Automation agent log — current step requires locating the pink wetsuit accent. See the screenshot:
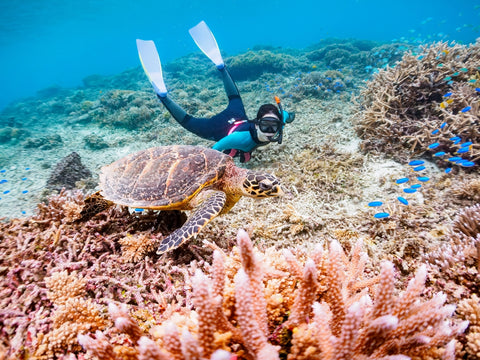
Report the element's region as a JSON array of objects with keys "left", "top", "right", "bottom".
[{"left": 227, "top": 120, "right": 245, "bottom": 136}]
